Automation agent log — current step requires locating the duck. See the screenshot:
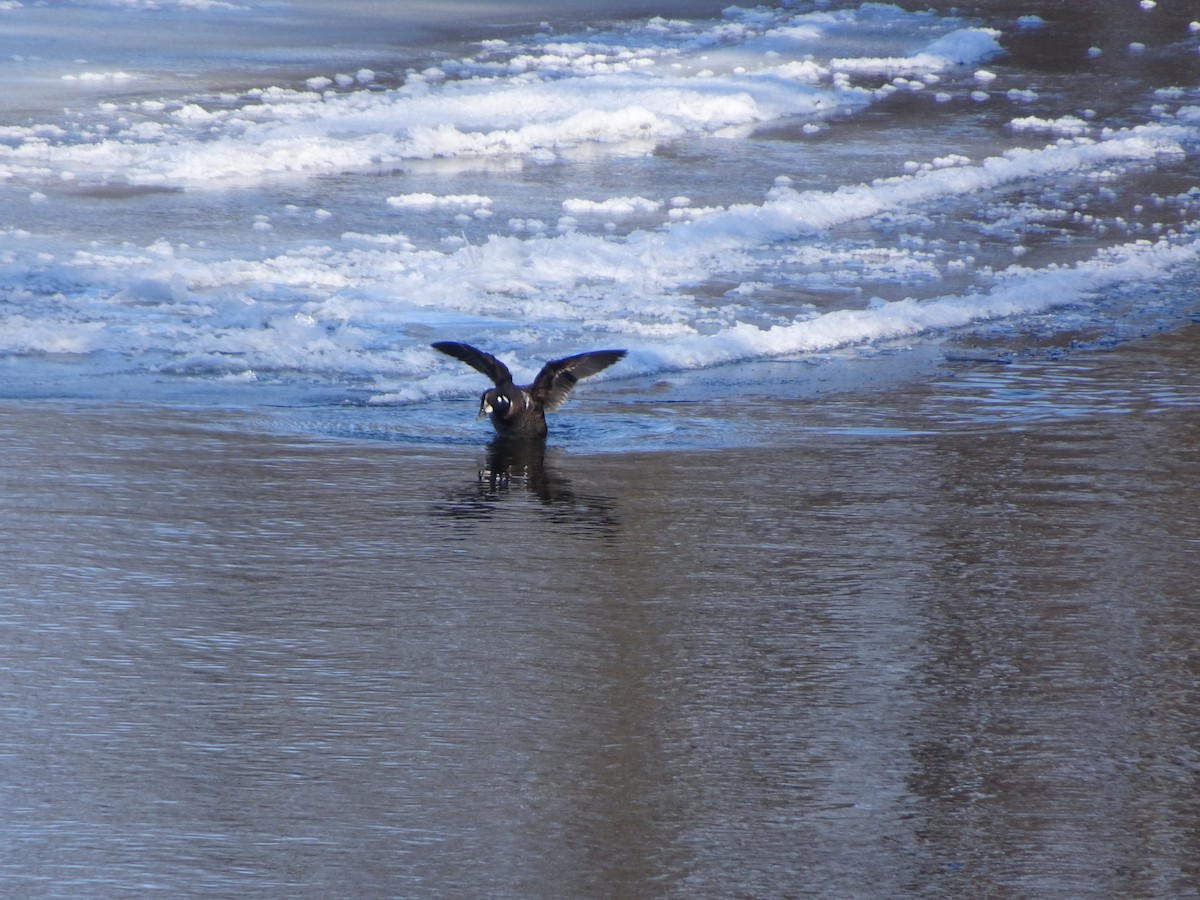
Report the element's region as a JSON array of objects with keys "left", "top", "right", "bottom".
[{"left": 432, "top": 341, "right": 626, "bottom": 439}]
